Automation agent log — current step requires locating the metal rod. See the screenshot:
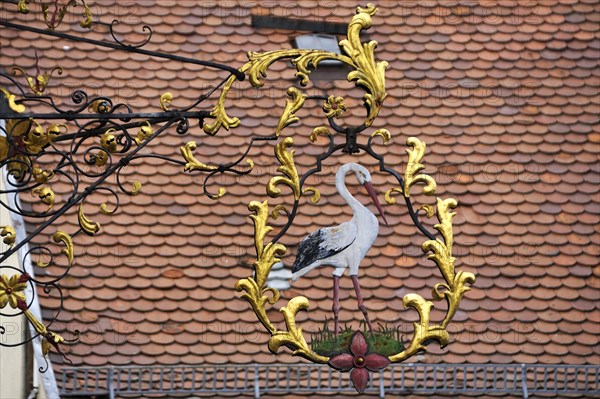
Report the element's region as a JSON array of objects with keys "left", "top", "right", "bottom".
[
  {"left": 0, "top": 111, "right": 211, "bottom": 121},
  {"left": 0, "top": 20, "right": 246, "bottom": 81},
  {"left": 521, "top": 364, "right": 529, "bottom": 399}
]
